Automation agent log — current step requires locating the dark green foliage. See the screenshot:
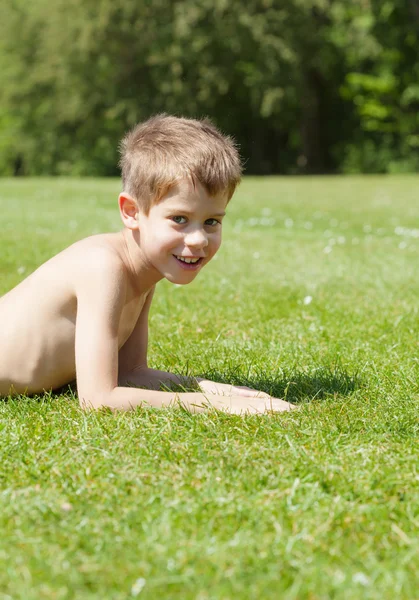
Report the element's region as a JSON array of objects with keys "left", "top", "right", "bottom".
[{"left": 0, "top": 0, "right": 418, "bottom": 175}]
